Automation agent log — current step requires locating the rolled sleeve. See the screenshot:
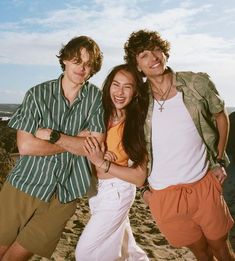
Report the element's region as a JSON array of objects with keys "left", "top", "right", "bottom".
[
  {"left": 8, "top": 90, "right": 40, "bottom": 134},
  {"left": 200, "top": 74, "right": 225, "bottom": 114},
  {"left": 88, "top": 92, "right": 105, "bottom": 133}
]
